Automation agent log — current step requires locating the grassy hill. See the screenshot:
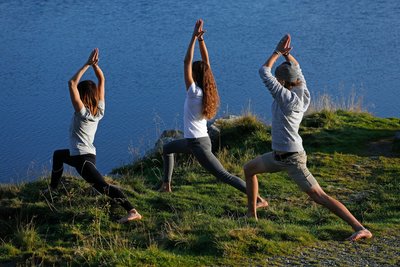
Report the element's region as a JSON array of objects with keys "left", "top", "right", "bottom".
[{"left": 1, "top": 110, "right": 399, "bottom": 266}]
